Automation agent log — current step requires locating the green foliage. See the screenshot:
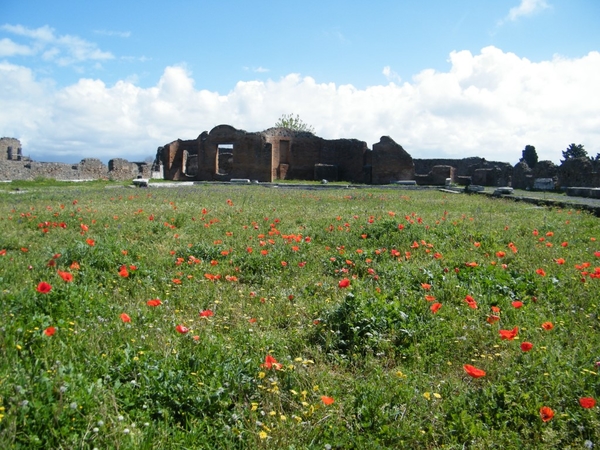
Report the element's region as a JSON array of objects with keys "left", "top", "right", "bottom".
[
  {"left": 274, "top": 113, "right": 315, "bottom": 134},
  {"left": 521, "top": 144, "right": 538, "bottom": 168},
  {"left": 562, "top": 143, "right": 588, "bottom": 161},
  {"left": 0, "top": 183, "right": 599, "bottom": 448}
]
